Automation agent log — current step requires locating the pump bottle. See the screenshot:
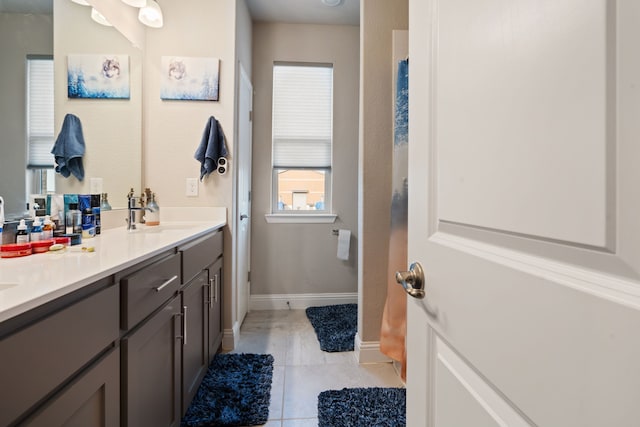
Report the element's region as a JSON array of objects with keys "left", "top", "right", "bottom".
[
  {"left": 16, "top": 219, "right": 29, "bottom": 244},
  {"left": 31, "top": 217, "right": 43, "bottom": 242}
]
